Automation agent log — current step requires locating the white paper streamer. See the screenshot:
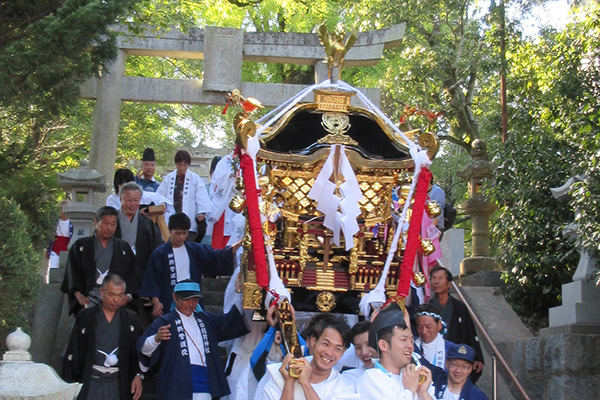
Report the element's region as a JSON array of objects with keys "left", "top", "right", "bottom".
[
  {"left": 308, "top": 145, "right": 363, "bottom": 250},
  {"left": 207, "top": 155, "right": 236, "bottom": 234}
]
